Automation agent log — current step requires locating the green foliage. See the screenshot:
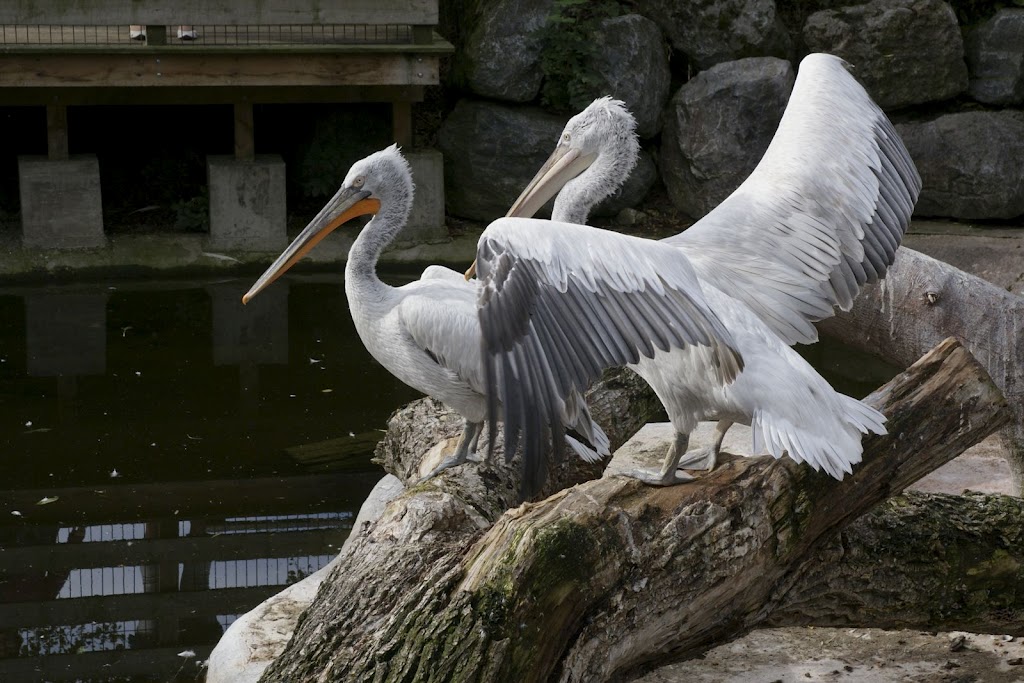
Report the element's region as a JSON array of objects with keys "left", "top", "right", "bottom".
[
  {"left": 293, "top": 108, "right": 391, "bottom": 200},
  {"left": 537, "top": 0, "right": 622, "bottom": 112}
]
